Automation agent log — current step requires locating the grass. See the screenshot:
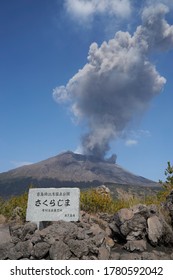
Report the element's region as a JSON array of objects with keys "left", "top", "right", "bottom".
[
  {"left": 0, "top": 185, "right": 171, "bottom": 222},
  {"left": 0, "top": 192, "right": 28, "bottom": 222},
  {"left": 0, "top": 162, "right": 172, "bottom": 222},
  {"left": 80, "top": 188, "right": 141, "bottom": 214}
]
